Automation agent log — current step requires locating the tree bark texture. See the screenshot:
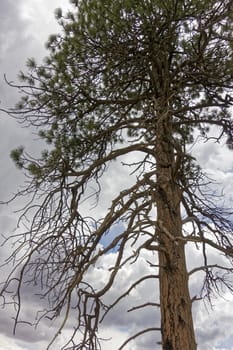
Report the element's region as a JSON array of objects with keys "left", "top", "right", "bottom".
[{"left": 156, "top": 114, "right": 197, "bottom": 350}]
